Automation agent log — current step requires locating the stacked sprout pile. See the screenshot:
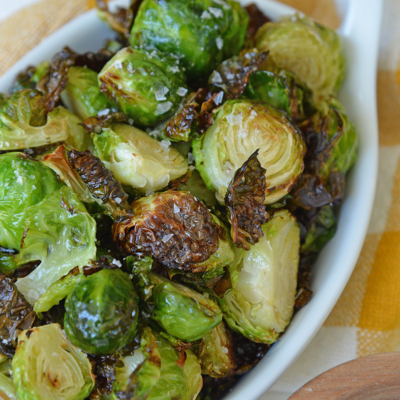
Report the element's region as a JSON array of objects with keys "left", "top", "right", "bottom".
[{"left": 0, "top": 1, "right": 357, "bottom": 399}]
